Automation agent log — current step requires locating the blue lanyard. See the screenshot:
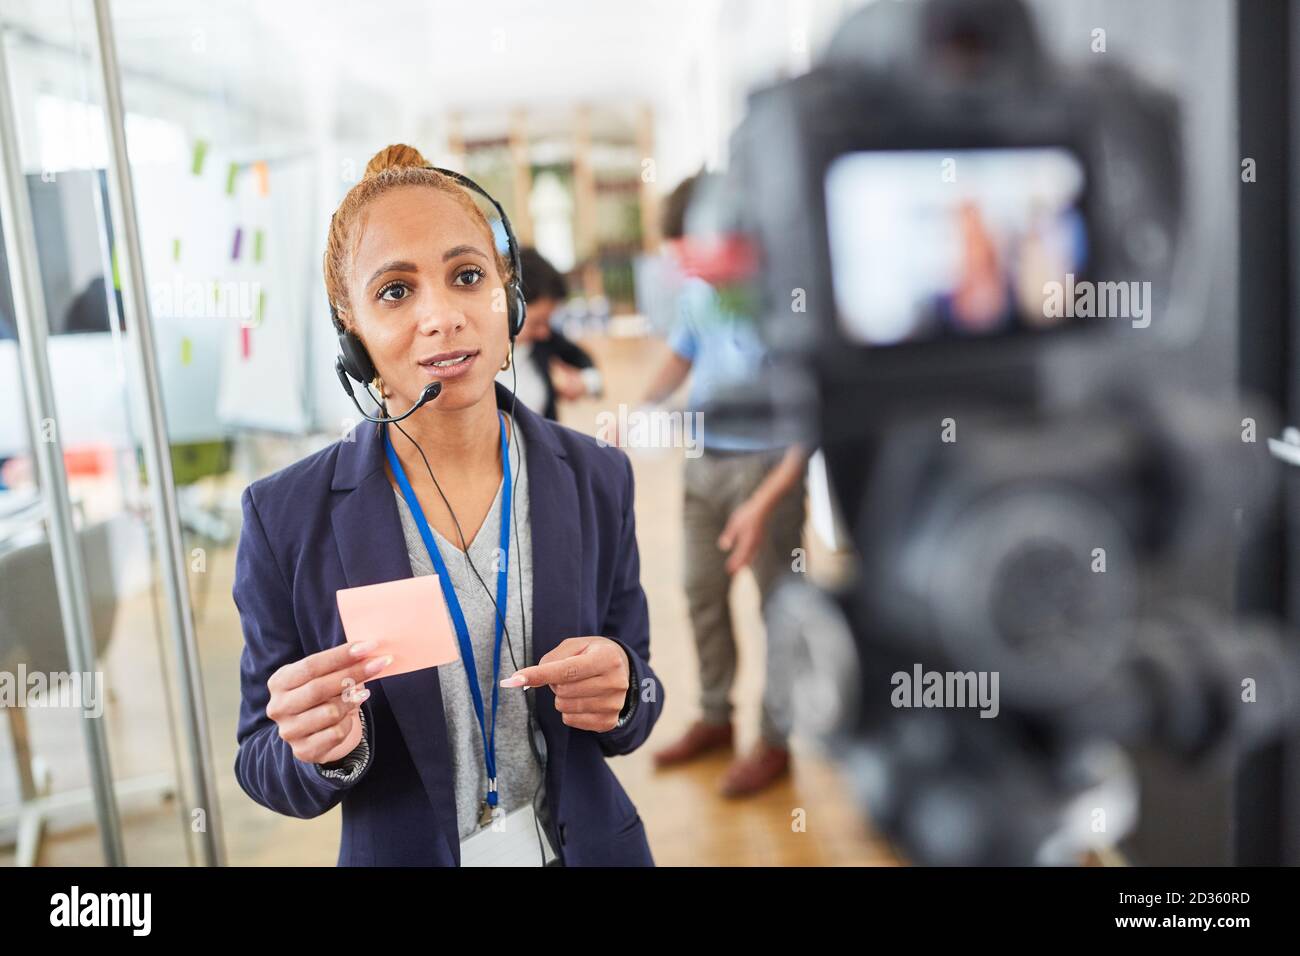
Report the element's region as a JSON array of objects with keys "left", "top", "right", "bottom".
[{"left": 382, "top": 413, "right": 511, "bottom": 810}]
